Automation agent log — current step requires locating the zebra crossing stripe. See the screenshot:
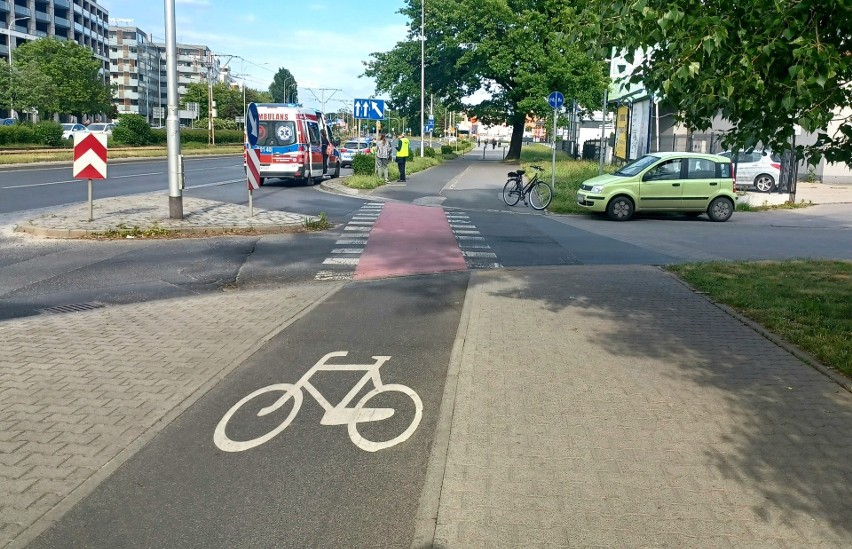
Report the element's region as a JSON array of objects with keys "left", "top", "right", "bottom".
[
  {"left": 348, "top": 221, "right": 375, "bottom": 226},
  {"left": 344, "top": 226, "right": 372, "bottom": 232},
  {"left": 315, "top": 270, "right": 354, "bottom": 281},
  {"left": 454, "top": 230, "right": 481, "bottom": 235},
  {"left": 462, "top": 251, "right": 498, "bottom": 258},
  {"left": 336, "top": 238, "right": 368, "bottom": 245},
  {"left": 323, "top": 257, "right": 360, "bottom": 265},
  {"left": 332, "top": 248, "right": 364, "bottom": 254},
  {"left": 456, "top": 235, "right": 485, "bottom": 240},
  {"left": 459, "top": 243, "right": 491, "bottom": 249}
]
